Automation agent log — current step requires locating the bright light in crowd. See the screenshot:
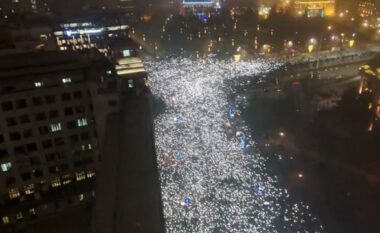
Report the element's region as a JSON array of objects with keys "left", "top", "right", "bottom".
[{"left": 145, "top": 58, "right": 323, "bottom": 232}]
